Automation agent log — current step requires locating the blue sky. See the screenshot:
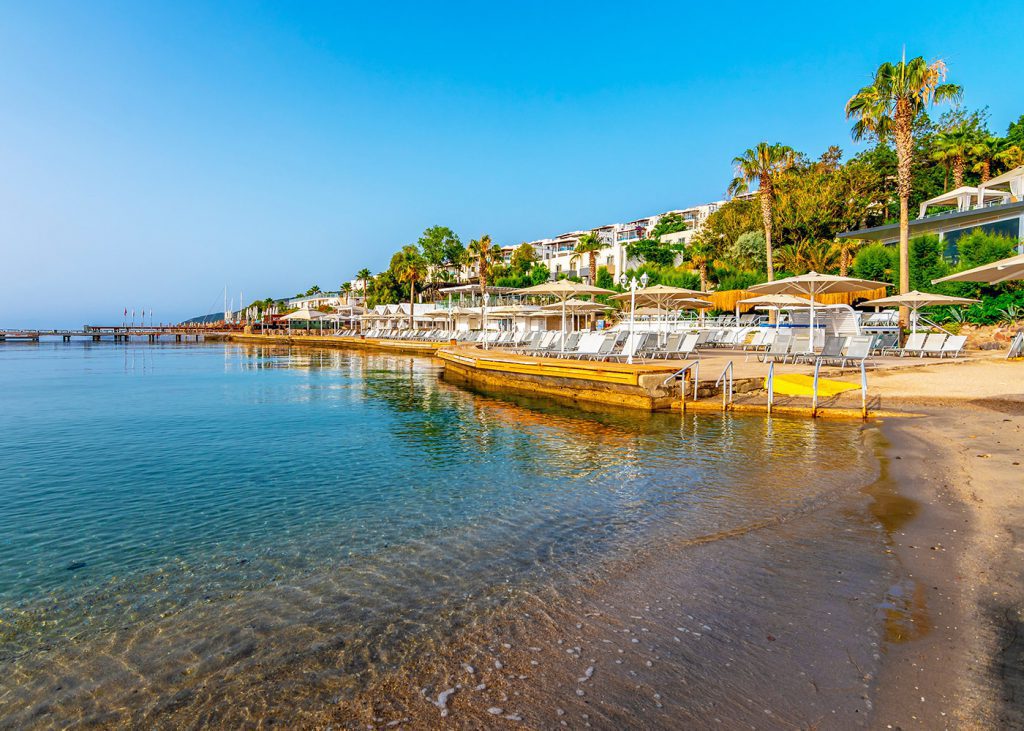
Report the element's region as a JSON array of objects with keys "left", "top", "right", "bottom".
[{"left": 2, "top": 2, "right": 1021, "bottom": 326}]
